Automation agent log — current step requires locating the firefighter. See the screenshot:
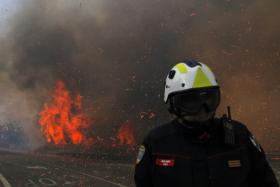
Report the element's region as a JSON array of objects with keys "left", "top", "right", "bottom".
[{"left": 134, "top": 59, "right": 279, "bottom": 187}]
